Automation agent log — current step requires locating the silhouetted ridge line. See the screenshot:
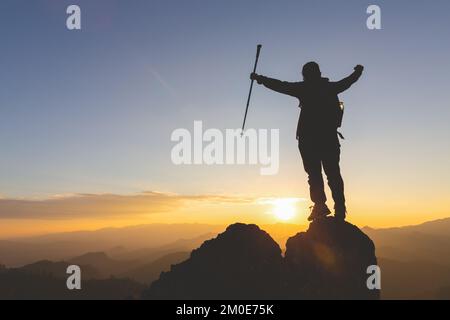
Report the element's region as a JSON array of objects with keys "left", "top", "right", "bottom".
[{"left": 143, "top": 218, "right": 379, "bottom": 300}]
